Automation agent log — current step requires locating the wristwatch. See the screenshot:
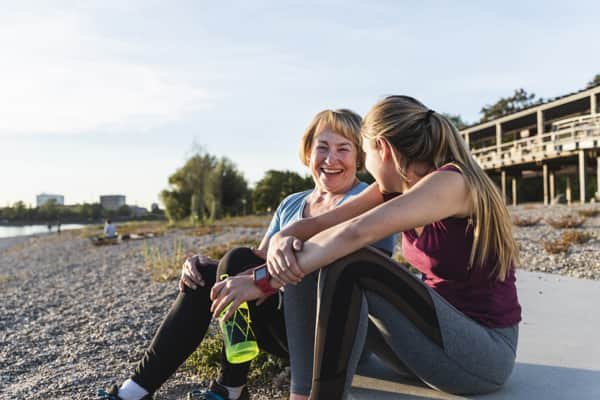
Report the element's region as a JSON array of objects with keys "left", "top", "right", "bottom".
[{"left": 253, "top": 264, "right": 278, "bottom": 296}]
